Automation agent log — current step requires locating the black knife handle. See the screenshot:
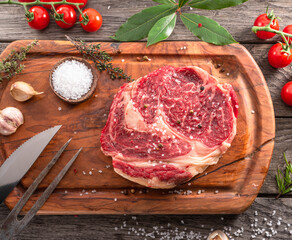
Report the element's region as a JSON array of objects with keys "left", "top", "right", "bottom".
[{"left": 0, "top": 183, "right": 18, "bottom": 204}]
